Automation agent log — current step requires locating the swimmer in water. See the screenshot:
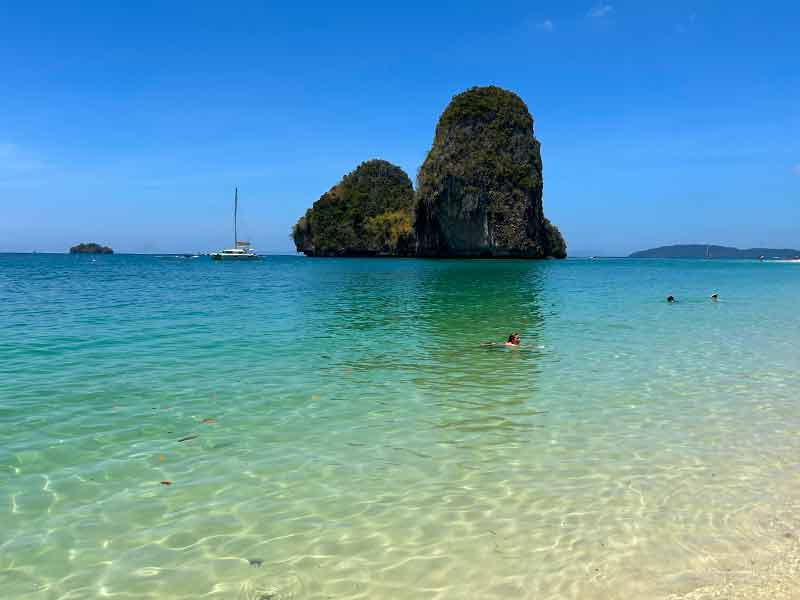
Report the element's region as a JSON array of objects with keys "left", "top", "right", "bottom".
[
  {"left": 710, "top": 292, "right": 719, "bottom": 302},
  {"left": 482, "top": 332, "right": 521, "bottom": 348},
  {"left": 667, "top": 295, "right": 676, "bottom": 303}
]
